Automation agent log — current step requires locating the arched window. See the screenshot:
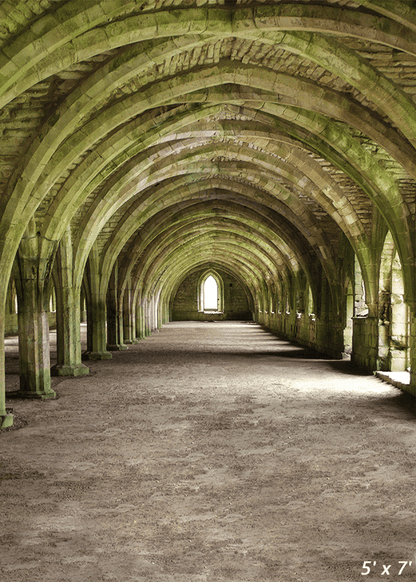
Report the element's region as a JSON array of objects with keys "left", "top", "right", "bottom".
[
  {"left": 204, "top": 275, "right": 218, "bottom": 310},
  {"left": 198, "top": 270, "right": 224, "bottom": 313}
]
